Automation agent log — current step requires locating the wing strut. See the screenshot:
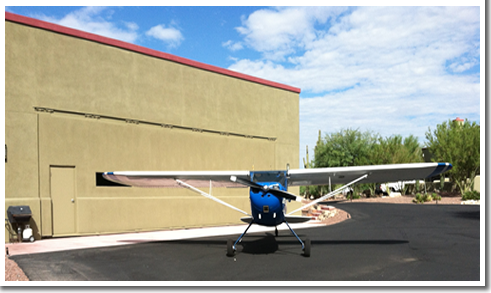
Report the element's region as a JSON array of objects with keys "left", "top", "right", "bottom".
[
  {"left": 288, "top": 174, "right": 368, "bottom": 215},
  {"left": 175, "top": 179, "right": 251, "bottom": 216}
]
